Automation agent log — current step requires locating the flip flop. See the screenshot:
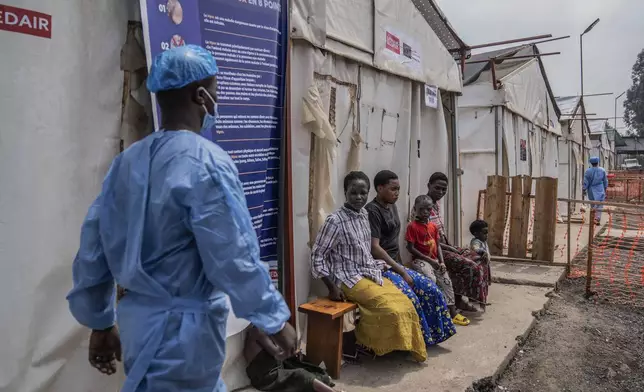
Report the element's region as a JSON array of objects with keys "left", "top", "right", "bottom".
[{"left": 452, "top": 314, "right": 471, "bottom": 326}]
